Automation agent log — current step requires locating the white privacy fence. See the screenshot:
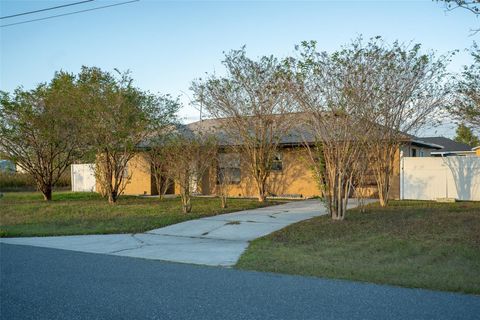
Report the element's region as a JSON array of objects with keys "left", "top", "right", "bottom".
[
  {"left": 400, "top": 157, "right": 480, "bottom": 201},
  {"left": 71, "top": 164, "right": 96, "bottom": 192}
]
